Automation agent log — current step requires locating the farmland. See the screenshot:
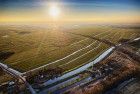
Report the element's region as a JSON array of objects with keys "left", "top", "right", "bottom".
[{"left": 0, "top": 23, "right": 140, "bottom": 73}]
